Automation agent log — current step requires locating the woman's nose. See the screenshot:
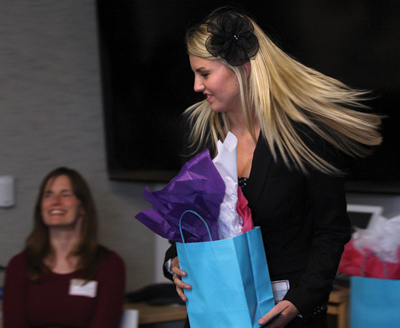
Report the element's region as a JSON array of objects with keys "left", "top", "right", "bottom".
[
  {"left": 193, "top": 77, "right": 204, "bottom": 93},
  {"left": 51, "top": 195, "right": 61, "bottom": 204}
]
